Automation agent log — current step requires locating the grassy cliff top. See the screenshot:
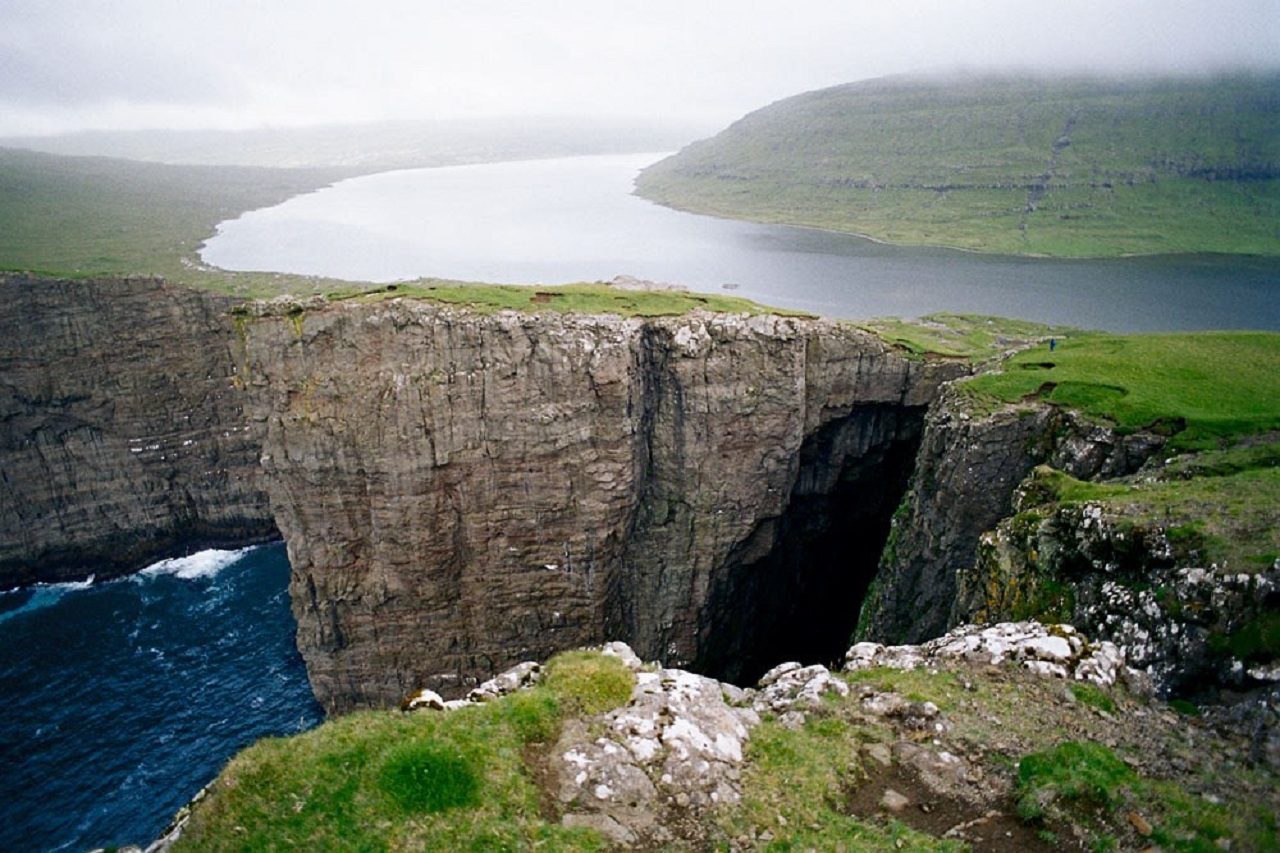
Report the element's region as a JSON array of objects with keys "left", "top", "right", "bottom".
[
  {"left": 965, "top": 330, "right": 1280, "bottom": 449},
  {"left": 635, "top": 72, "right": 1280, "bottom": 257},
  {"left": 323, "top": 280, "right": 807, "bottom": 318},
  {"left": 858, "top": 313, "right": 1078, "bottom": 360}
]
